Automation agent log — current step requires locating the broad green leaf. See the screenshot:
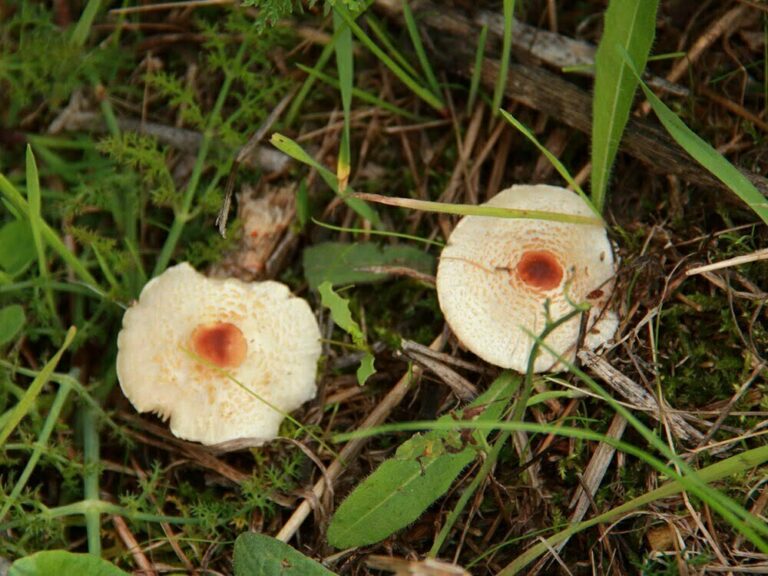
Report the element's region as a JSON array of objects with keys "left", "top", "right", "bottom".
[
  {"left": 623, "top": 51, "right": 768, "bottom": 226},
  {"left": 303, "top": 242, "right": 435, "bottom": 290},
  {"left": 9, "top": 550, "right": 129, "bottom": 576},
  {"left": 327, "top": 372, "right": 519, "bottom": 548},
  {"left": 0, "top": 220, "right": 35, "bottom": 275},
  {"left": 591, "top": 0, "right": 660, "bottom": 211},
  {"left": 0, "top": 305, "right": 26, "bottom": 347},
  {"left": 269, "top": 133, "right": 380, "bottom": 225},
  {"left": 233, "top": 533, "right": 336, "bottom": 576}
]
